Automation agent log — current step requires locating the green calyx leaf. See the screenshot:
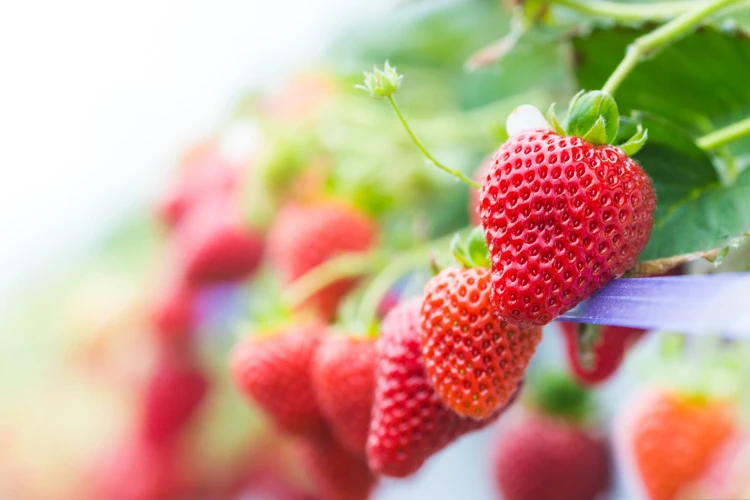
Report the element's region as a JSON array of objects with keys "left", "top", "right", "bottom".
[
  {"left": 546, "top": 103, "right": 566, "bottom": 135},
  {"left": 530, "top": 371, "right": 593, "bottom": 424},
  {"left": 355, "top": 61, "right": 403, "bottom": 99},
  {"left": 450, "top": 226, "right": 491, "bottom": 269},
  {"left": 566, "top": 90, "right": 620, "bottom": 145},
  {"left": 618, "top": 123, "right": 648, "bottom": 156}
]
